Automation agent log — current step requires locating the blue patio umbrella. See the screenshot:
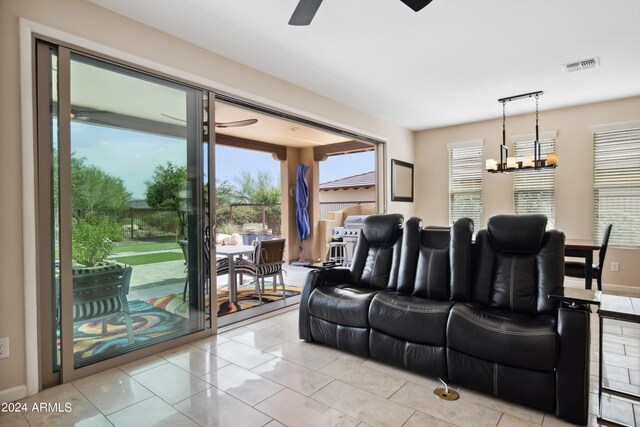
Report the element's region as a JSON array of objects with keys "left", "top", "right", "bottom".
[{"left": 295, "top": 163, "right": 310, "bottom": 262}]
